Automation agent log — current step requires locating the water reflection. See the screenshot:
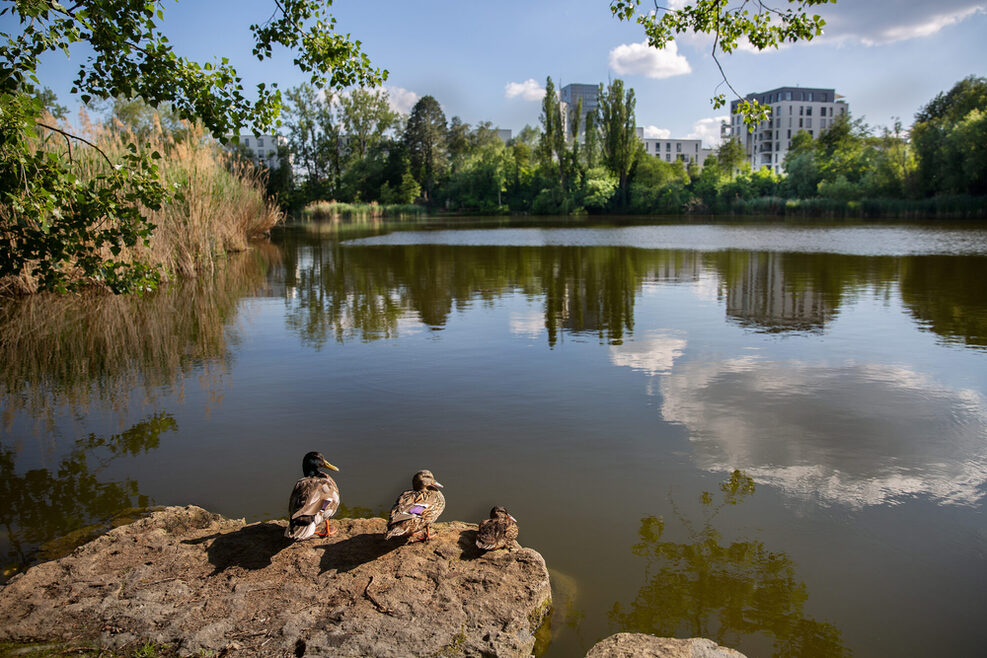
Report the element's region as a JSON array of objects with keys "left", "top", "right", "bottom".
[
  {"left": 277, "top": 231, "right": 987, "bottom": 350},
  {"left": 0, "top": 244, "right": 281, "bottom": 429},
  {"left": 611, "top": 471, "right": 846, "bottom": 657},
  {"left": 0, "top": 412, "right": 176, "bottom": 578},
  {"left": 658, "top": 357, "right": 987, "bottom": 507},
  {"left": 900, "top": 255, "right": 987, "bottom": 349},
  {"left": 280, "top": 241, "right": 656, "bottom": 346}
]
